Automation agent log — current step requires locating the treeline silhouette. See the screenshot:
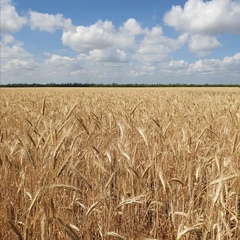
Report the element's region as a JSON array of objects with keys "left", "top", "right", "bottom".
[{"left": 1, "top": 83, "right": 239, "bottom": 88}]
